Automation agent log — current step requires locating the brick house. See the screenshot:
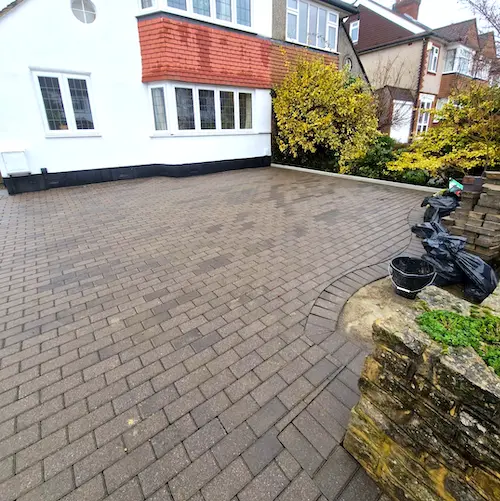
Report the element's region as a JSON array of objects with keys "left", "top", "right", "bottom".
[
  {"left": 0, "top": 0, "right": 363, "bottom": 194},
  {"left": 345, "top": 0, "right": 498, "bottom": 143}
]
